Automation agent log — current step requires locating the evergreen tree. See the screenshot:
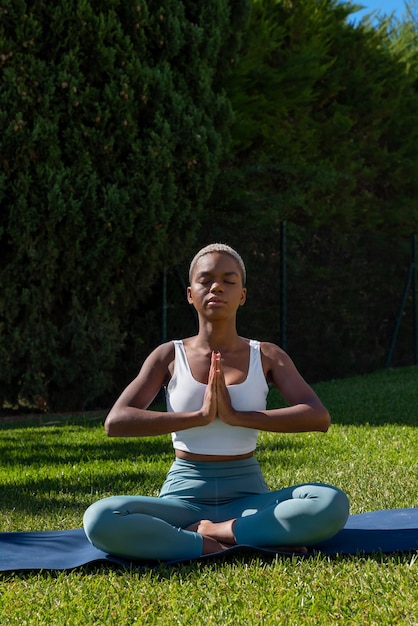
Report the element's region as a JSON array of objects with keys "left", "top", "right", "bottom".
[
  {"left": 195, "top": 0, "right": 418, "bottom": 380},
  {"left": 208, "top": 0, "right": 418, "bottom": 235},
  {"left": 0, "top": 0, "right": 250, "bottom": 410}
]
